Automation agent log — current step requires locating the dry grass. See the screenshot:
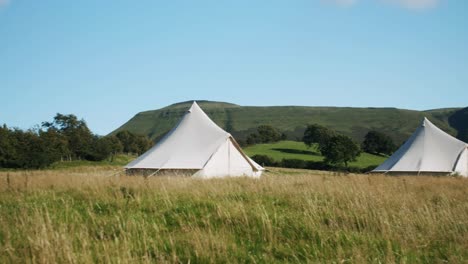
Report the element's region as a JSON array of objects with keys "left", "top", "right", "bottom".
[{"left": 0, "top": 167, "right": 467, "bottom": 263}]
